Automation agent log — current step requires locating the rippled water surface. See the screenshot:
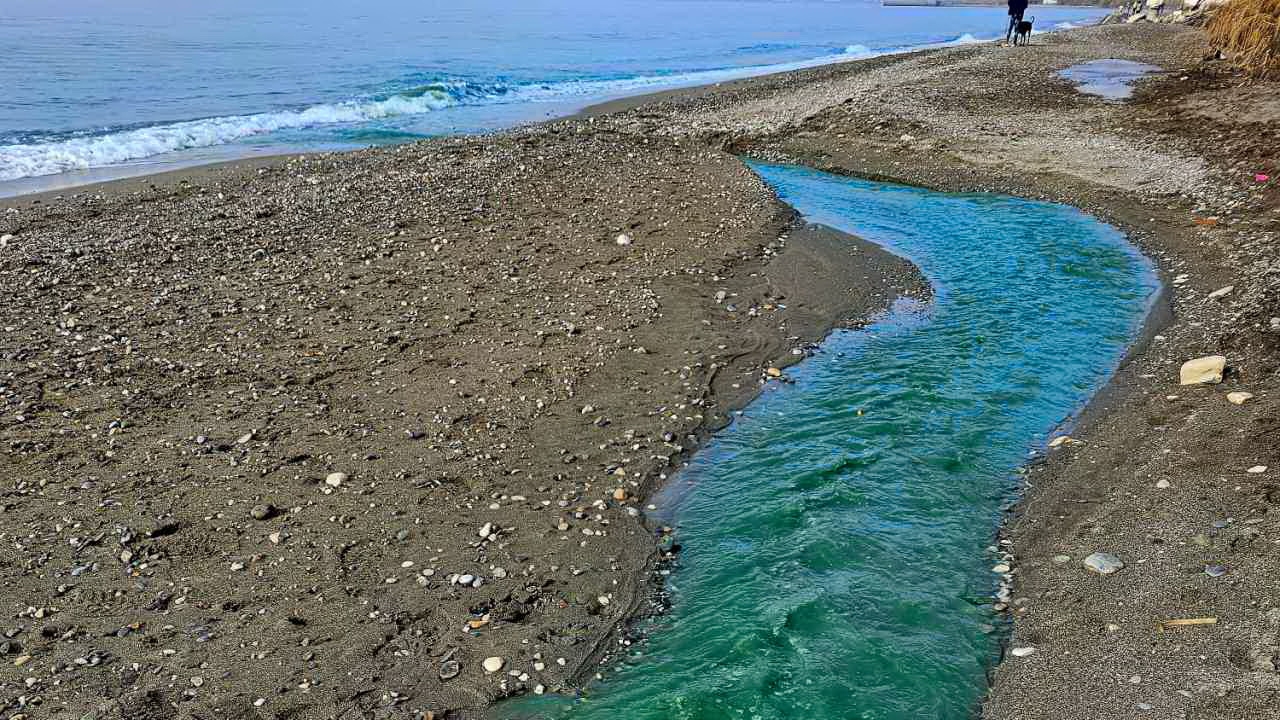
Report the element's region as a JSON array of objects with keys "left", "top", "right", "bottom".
[
  {"left": 500, "top": 164, "right": 1158, "bottom": 719},
  {"left": 0, "top": 0, "right": 1107, "bottom": 191}
]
